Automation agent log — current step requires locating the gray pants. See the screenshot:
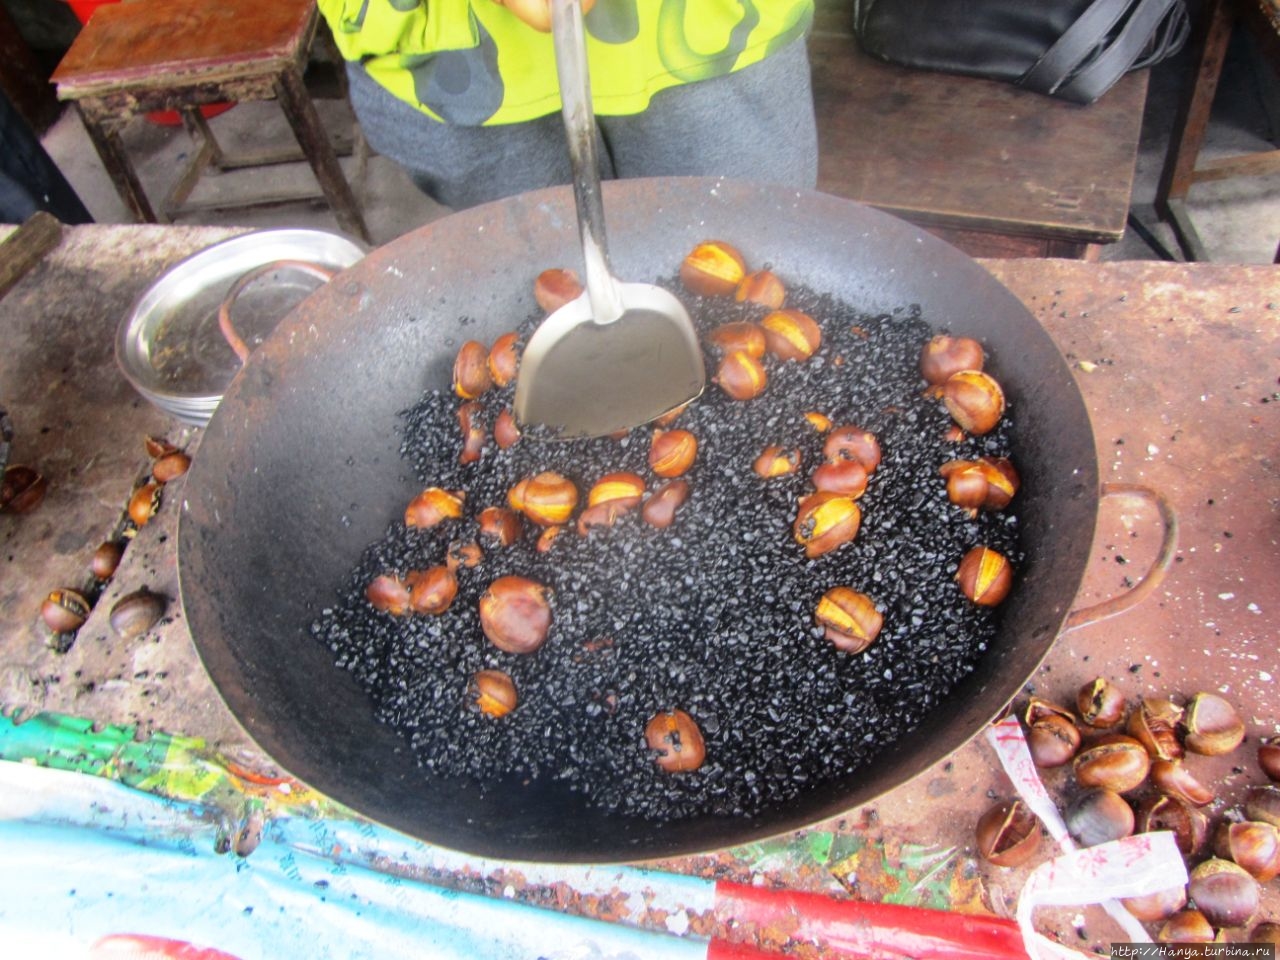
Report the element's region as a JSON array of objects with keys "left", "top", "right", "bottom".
[{"left": 347, "top": 39, "right": 818, "bottom": 210}]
